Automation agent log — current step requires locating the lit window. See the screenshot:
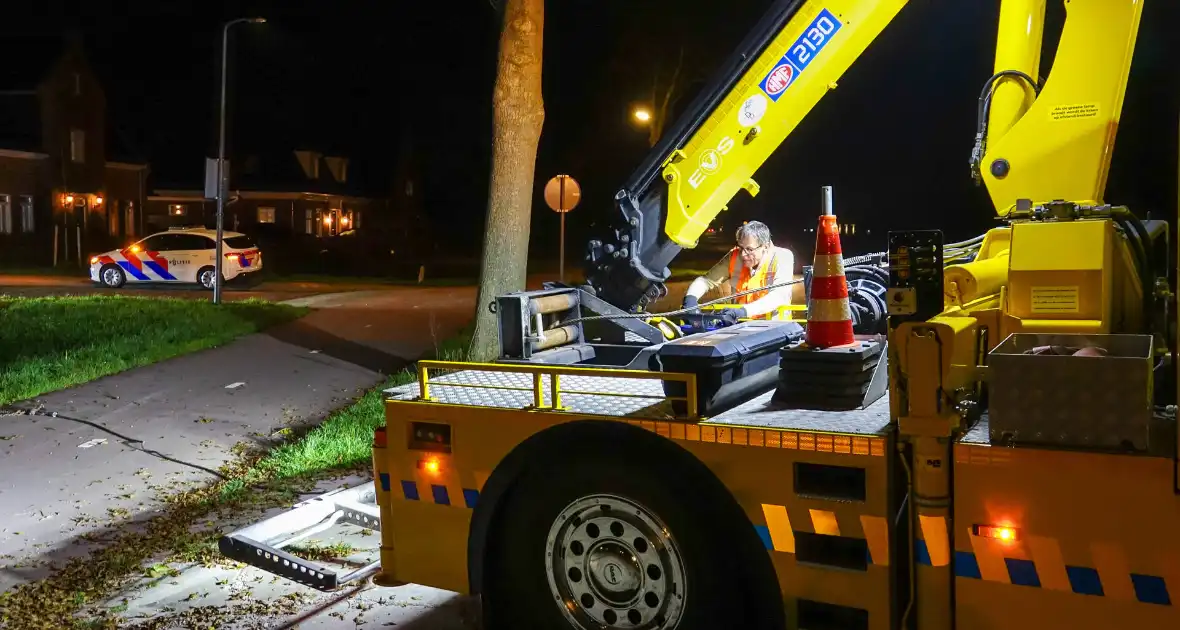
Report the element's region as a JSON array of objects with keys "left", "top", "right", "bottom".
[
  {"left": 0, "top": 195, "right": 11, "bottom": 234},
  {"left": 20, "top": 196, "right": 33, "bottom": 233},
  {"left": 257, "top": 206, "right": 276, "bottom": 223},
  {"left": 70, "top": 129, "right": 85, "bottom": 163}
]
